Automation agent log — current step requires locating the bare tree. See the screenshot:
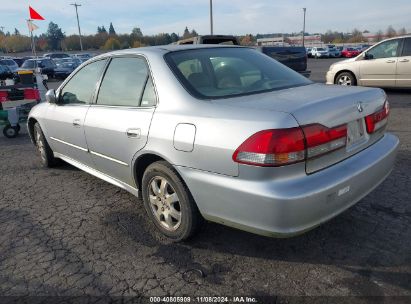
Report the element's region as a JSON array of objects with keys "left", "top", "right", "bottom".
[
  {"left": 374, "top": 30, "right": 384, "bottom": 42},
  {"left": 386, "top": 25, "right": 397, "bottom": 38},
  {"left": 398, "top": 27, "right": 407, "bottom": 36}
]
